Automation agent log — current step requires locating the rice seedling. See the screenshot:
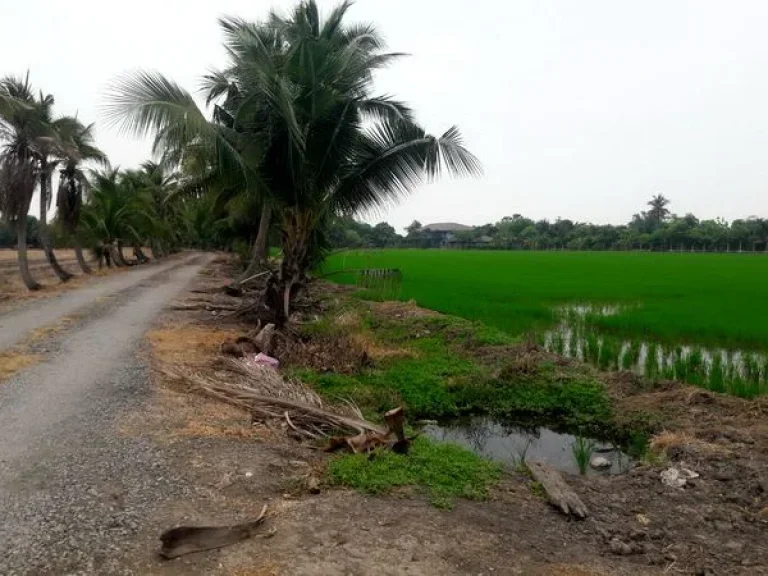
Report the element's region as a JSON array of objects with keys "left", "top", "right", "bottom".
[
  {"left": 325, "top": 250, "right": 768, "bottom": 398},
  {"left": 709, "top": 353, "right": 725, "bottom": 393},
  {"left": 645, "top": 343, "right": 659, "bottom": 380},
  {"left": 324, "top": 250, "right": 768, "bottom": 351},
  {"left": 571, "top": 436, "right": 596, "bottom": 475}
]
